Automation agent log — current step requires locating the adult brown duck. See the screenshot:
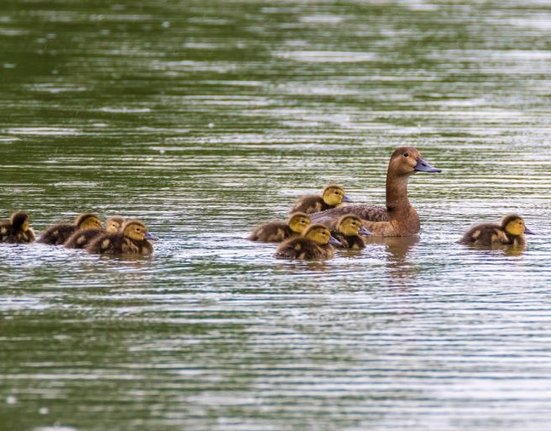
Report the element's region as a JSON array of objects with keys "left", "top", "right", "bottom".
[
  {"left": 311, "top": 147, "right": 441, "bottom": 237},
  {"left": 459, "top": 214, "right": 533, "bottom": 247}
]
